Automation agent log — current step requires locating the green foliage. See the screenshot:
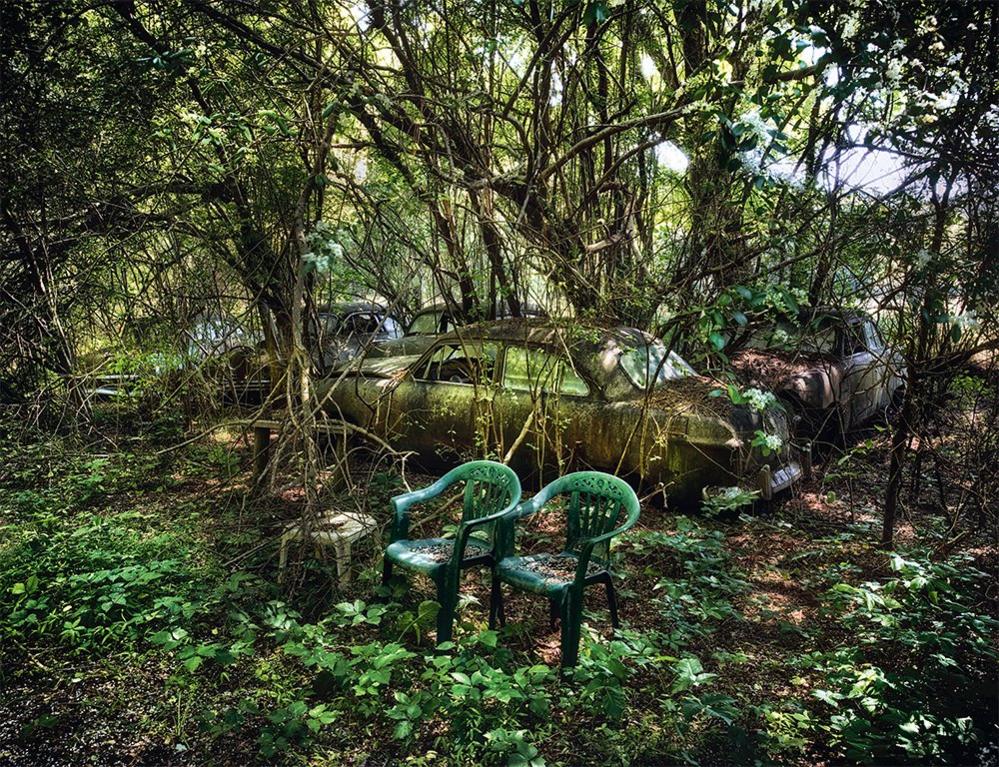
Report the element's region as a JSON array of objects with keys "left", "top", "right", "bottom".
[
  {"left": 2, "top": 426, "right": 995, "bottom": 765},
  {"left": 701, "top": 486, "right": 759, "bottom": 517},
  {"left": 787, "top": 553, "right": 998, "bottom": 762},
  {"left": 631, "top": 518, "right": 749, "bottom": 649}
]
